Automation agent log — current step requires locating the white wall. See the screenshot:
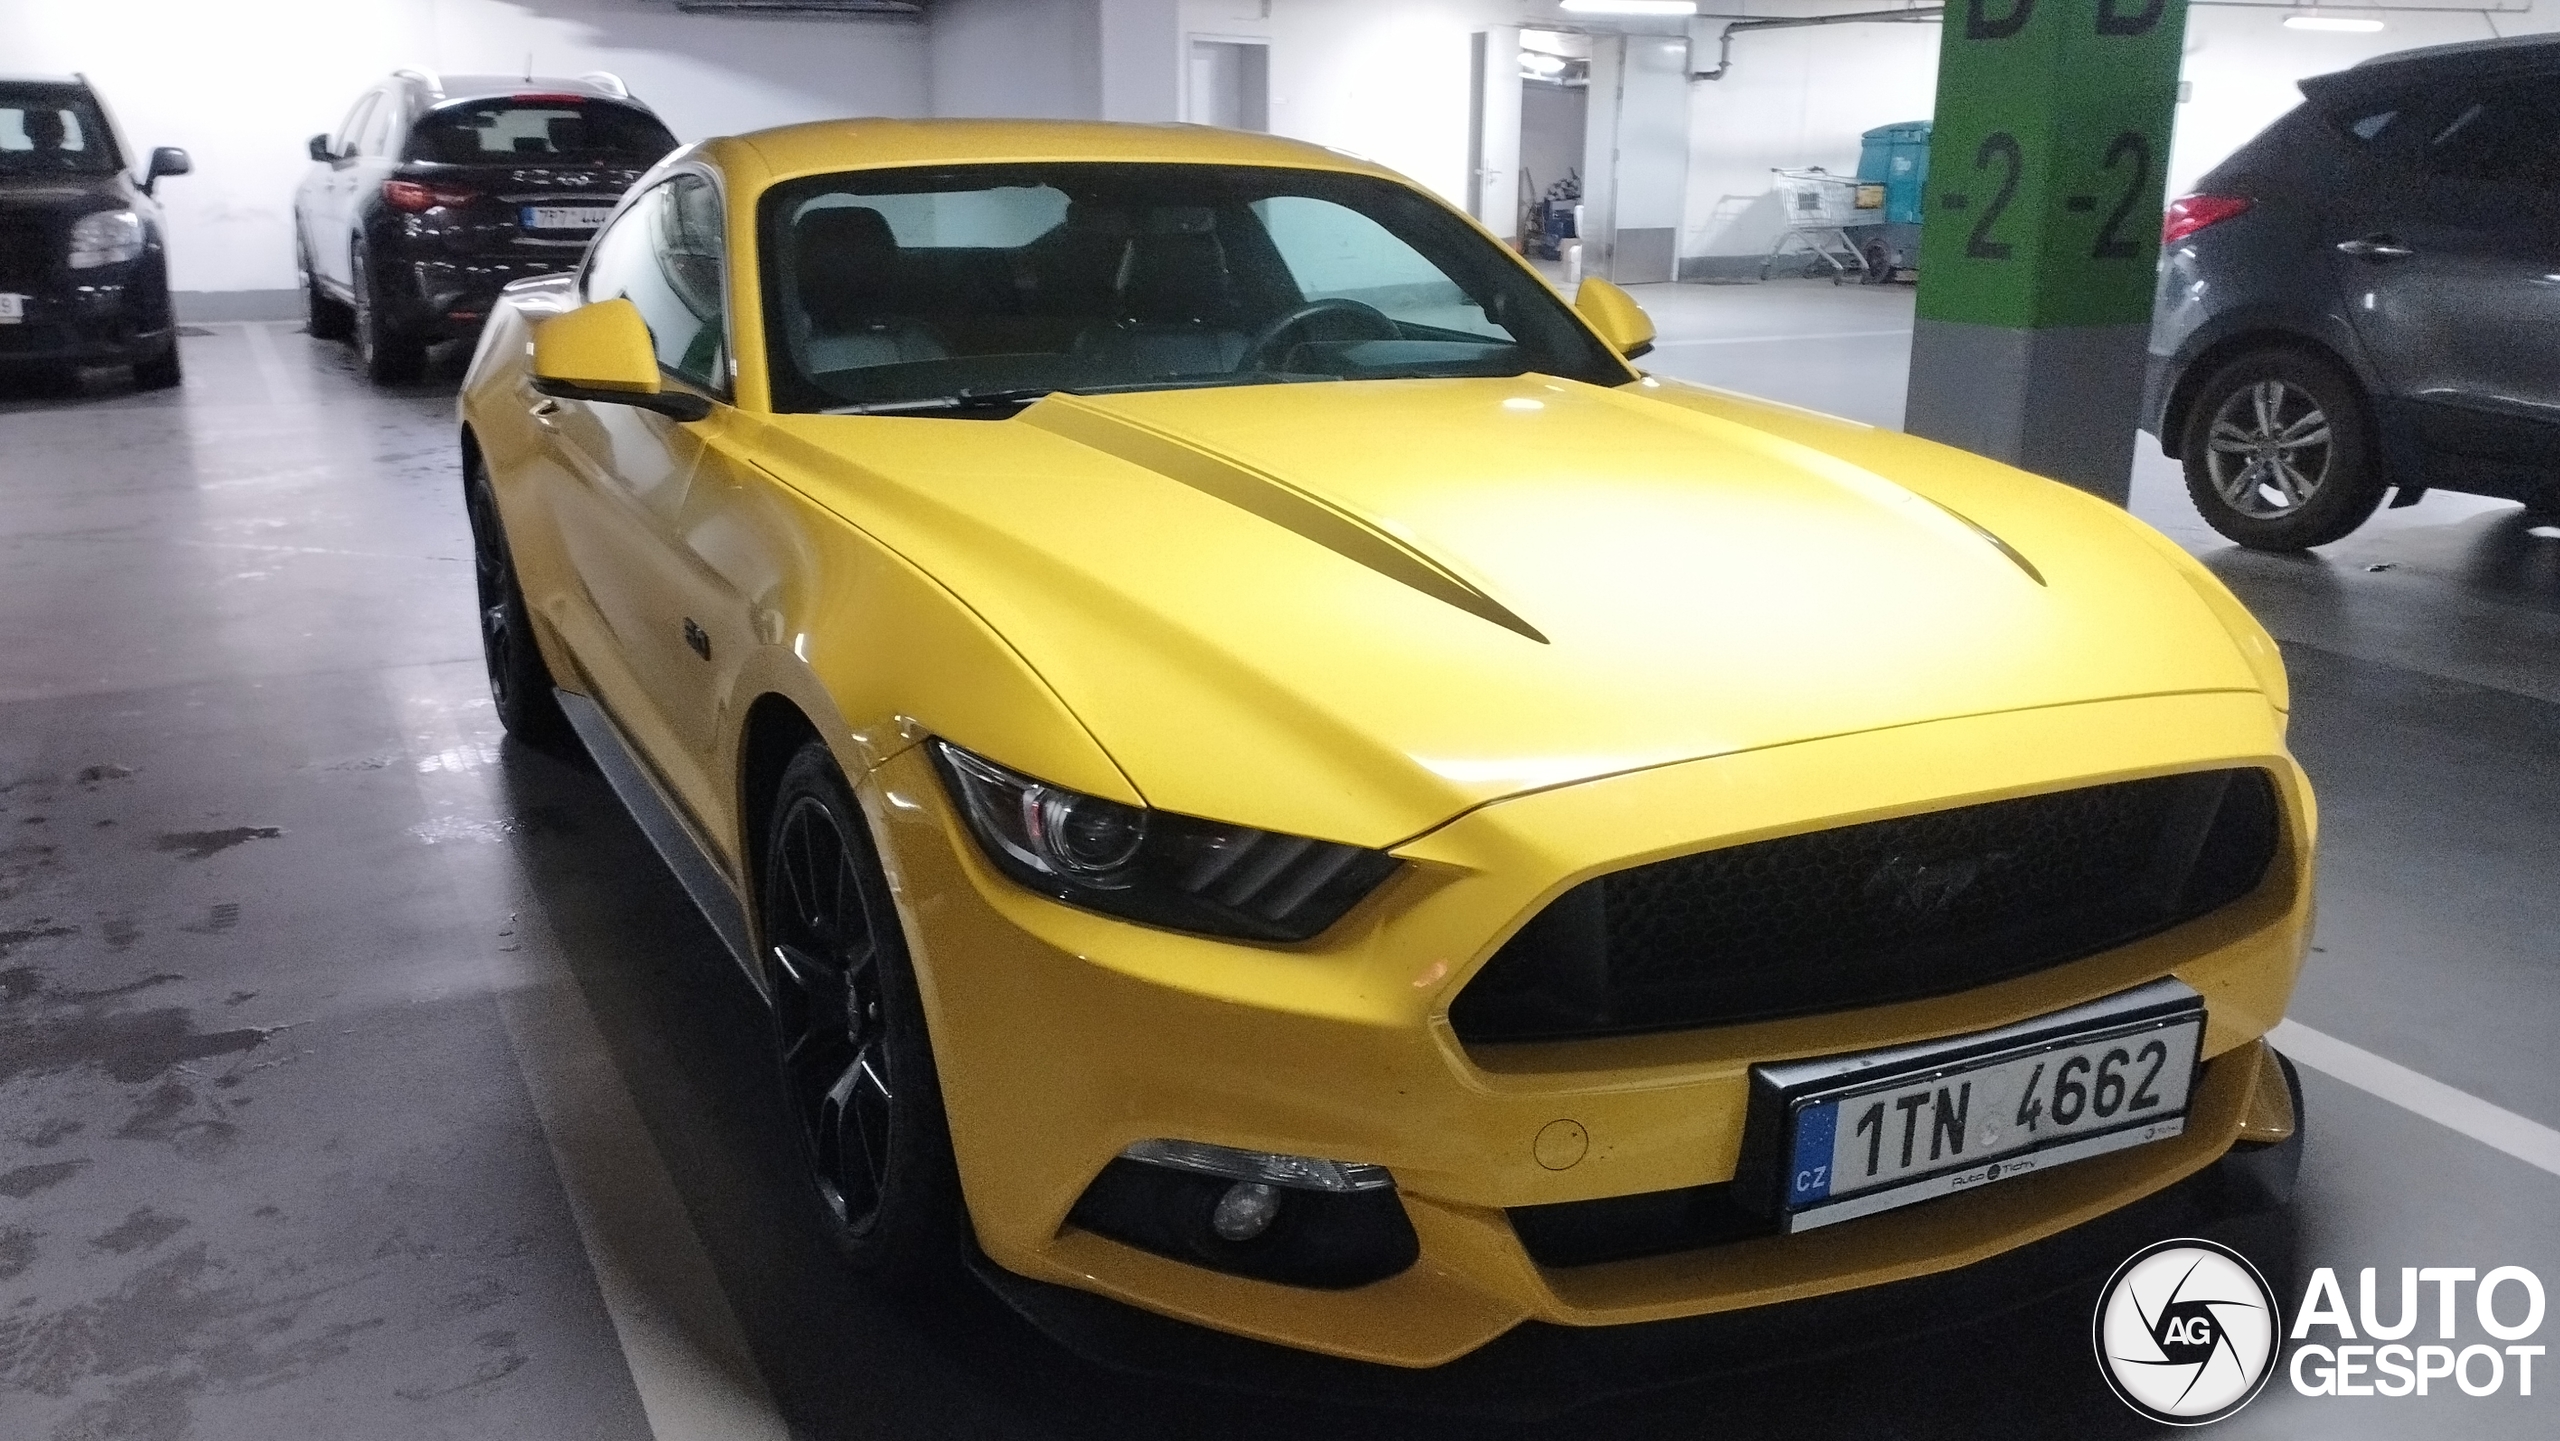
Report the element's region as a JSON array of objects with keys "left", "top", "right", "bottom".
[
  {"left": 1682, "top": 15, "right": 1939, "bottom": 262},
  {"left": 929, "top": 0, "right": 1101, "bottom": 120},
  {"left": 0, "top": 0, "right": 928, "bottom": 295}
]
